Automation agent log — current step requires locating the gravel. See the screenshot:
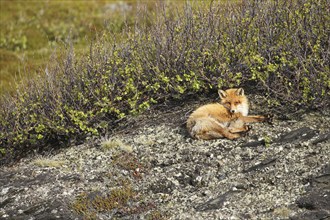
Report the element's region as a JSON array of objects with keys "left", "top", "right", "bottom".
[{"left": 1, "top": 100, "right": 329, "bottom": 220}]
